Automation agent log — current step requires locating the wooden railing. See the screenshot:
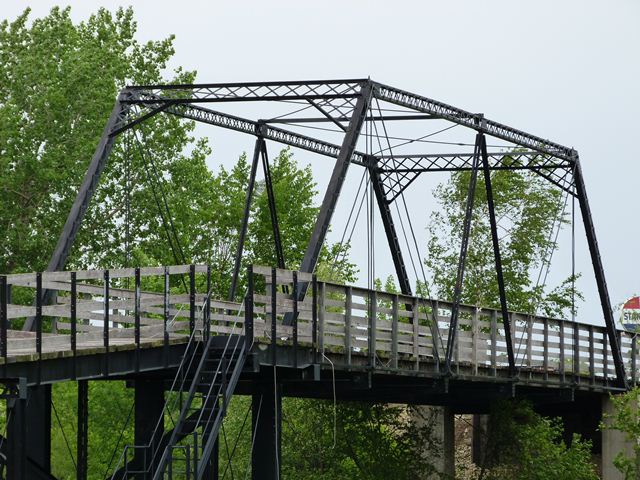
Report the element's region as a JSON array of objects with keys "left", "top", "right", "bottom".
[
  {"left": 1, "top": 264, "right": 637, "bottom": 390},
  {"left": 248, "top": 266, "right": 639, "bottom": 387}
]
